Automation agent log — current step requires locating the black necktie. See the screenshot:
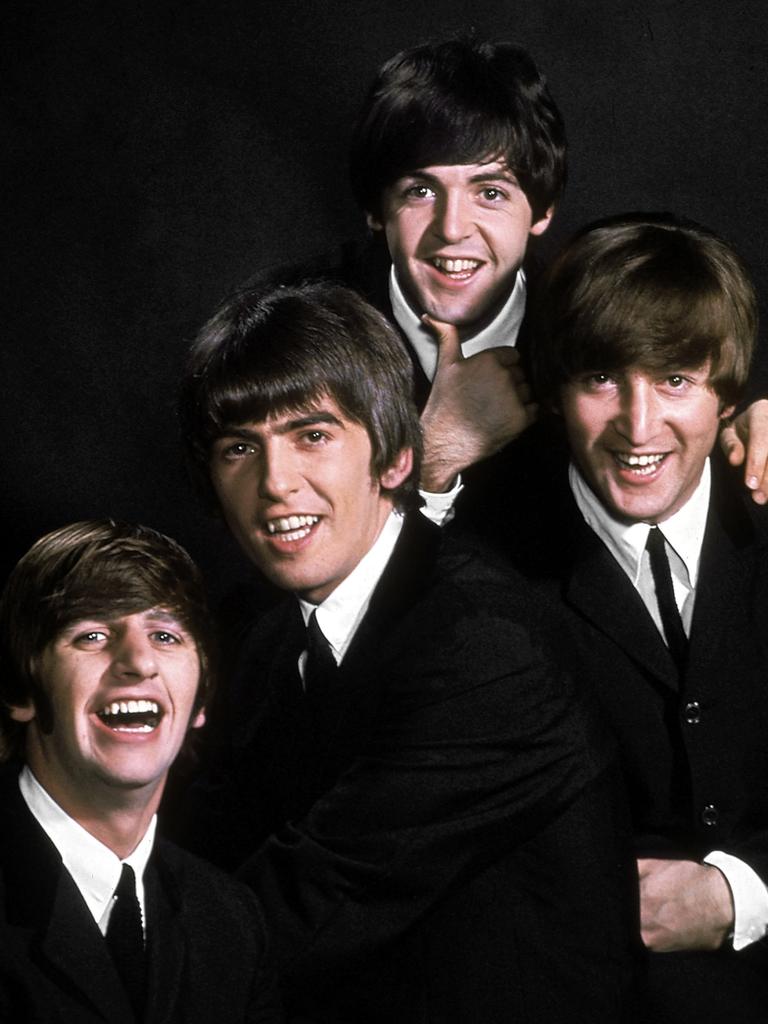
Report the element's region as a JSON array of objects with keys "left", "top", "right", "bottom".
[
  {"left": 106, "top": 863, "right": 146, "bottom": 1020},
  {"left": 304, "top": 609, "right": 338, "bottom": 699},
  {"left": 646, "top": 526, "right": 688, "bottom": 675}
]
